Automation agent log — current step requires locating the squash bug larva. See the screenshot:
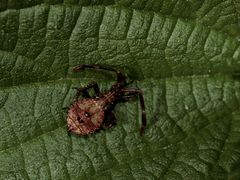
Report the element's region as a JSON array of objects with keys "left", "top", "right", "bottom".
[{"left": 66, "top": 64, "right": 147, "bottom": 136}]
